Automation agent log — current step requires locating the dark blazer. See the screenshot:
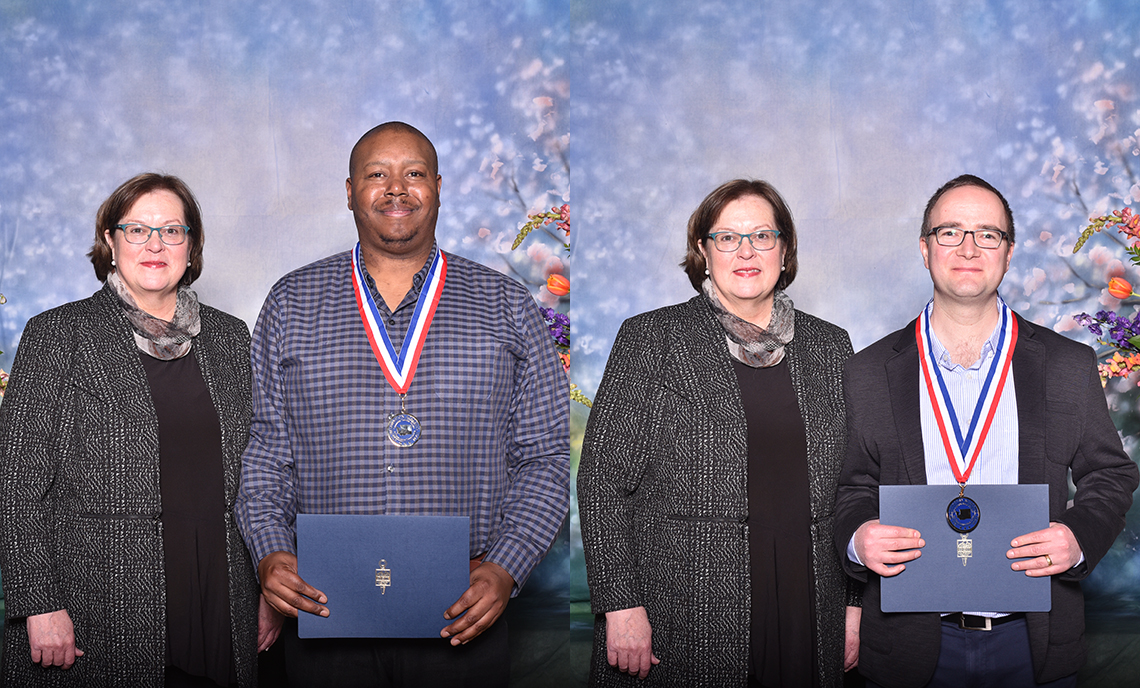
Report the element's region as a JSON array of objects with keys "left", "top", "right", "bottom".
[
  {"left": 834, "top": 312, "right": 1138, "bottom": 687},
  {"left": 0, "top": 284, "right": 260, "bottom": 687},
  {"left": 578, "top": 295, "right": 857, "bottom": 687}
]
